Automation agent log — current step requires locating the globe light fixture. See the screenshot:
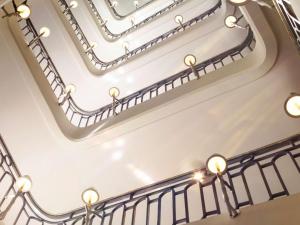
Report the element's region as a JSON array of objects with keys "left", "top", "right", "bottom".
[
  {"left": 82, "top": 188, "right": 99, "bottom": 206},
  {"left": 109, "top": 87, "right": 120, "bottom": 98},
  {"left": 1, "top": 2, "right": 31, "bottom": 19},
  {"left": 109, "top": 87, "right": 120, "bottom": 116},
  {"left": 0, "top": 175, "right": 32, "bottom": 220},
  {"left": 206, "top": 154, "right": 239, "bottom": 217},
  {"left": 174, "top": 15, "right": 184, "bottom": 29},
  {"left": 228, "top": 0, "right": 272, "bottom": 8},
  {"left": 224, "top": 15, "right": 247, "bottom": 29},
  {"left": 184, "top": 54, "right": 196, "bottom": 66},
  {"left": 224, "top": 15, "right": 238, "bottom": 28},
  {"left": 82, "top": 188, "right": 99, "bottom": 225},
  {"left": 58, "top": 84, "right": 76, "bottom": 105},
  {"left": 206, "top": 154, "right": 227, "bottom": 175},
  {"left": 28, "top": 26, "right": 50, "bottom": 46},
  {"left": 63, "top": 0, "right": 78, "bottom": 13},
  {"left": 17, "top": 4, "right": 31, "bottom": 19},
  {"left": 184, "top": 54, "right": 199, "bottom": 78},
  {"left": 284, "top": 93, "right": 300, "bottom": 118},
  {"left": 16, "top": 175, "right": 32, "bottom": 193},
  {"left": 228, "top": 0, "right": 250, "bottom": 5}
]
